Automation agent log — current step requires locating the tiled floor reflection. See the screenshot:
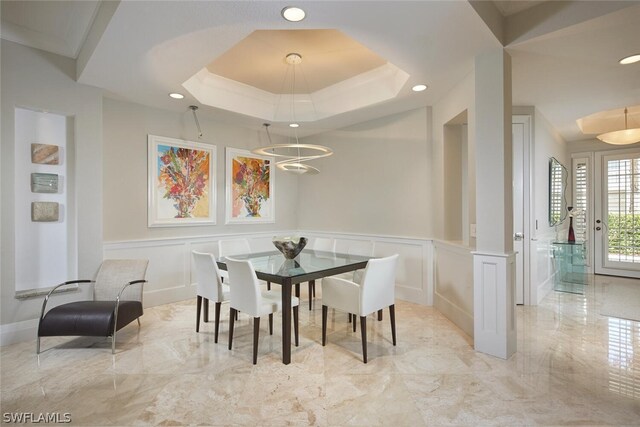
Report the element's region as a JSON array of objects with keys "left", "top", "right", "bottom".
[{"left": 1, "top": 275, "right": 639, "bottom": 425}]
